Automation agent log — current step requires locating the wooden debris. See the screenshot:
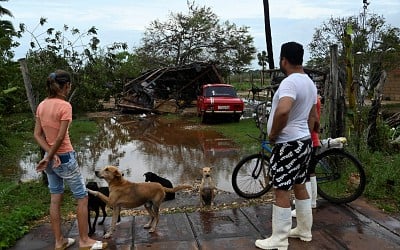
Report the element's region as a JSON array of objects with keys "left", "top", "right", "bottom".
[{"left": 118, "top": 62, "right": 223, "bottom": 113}]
